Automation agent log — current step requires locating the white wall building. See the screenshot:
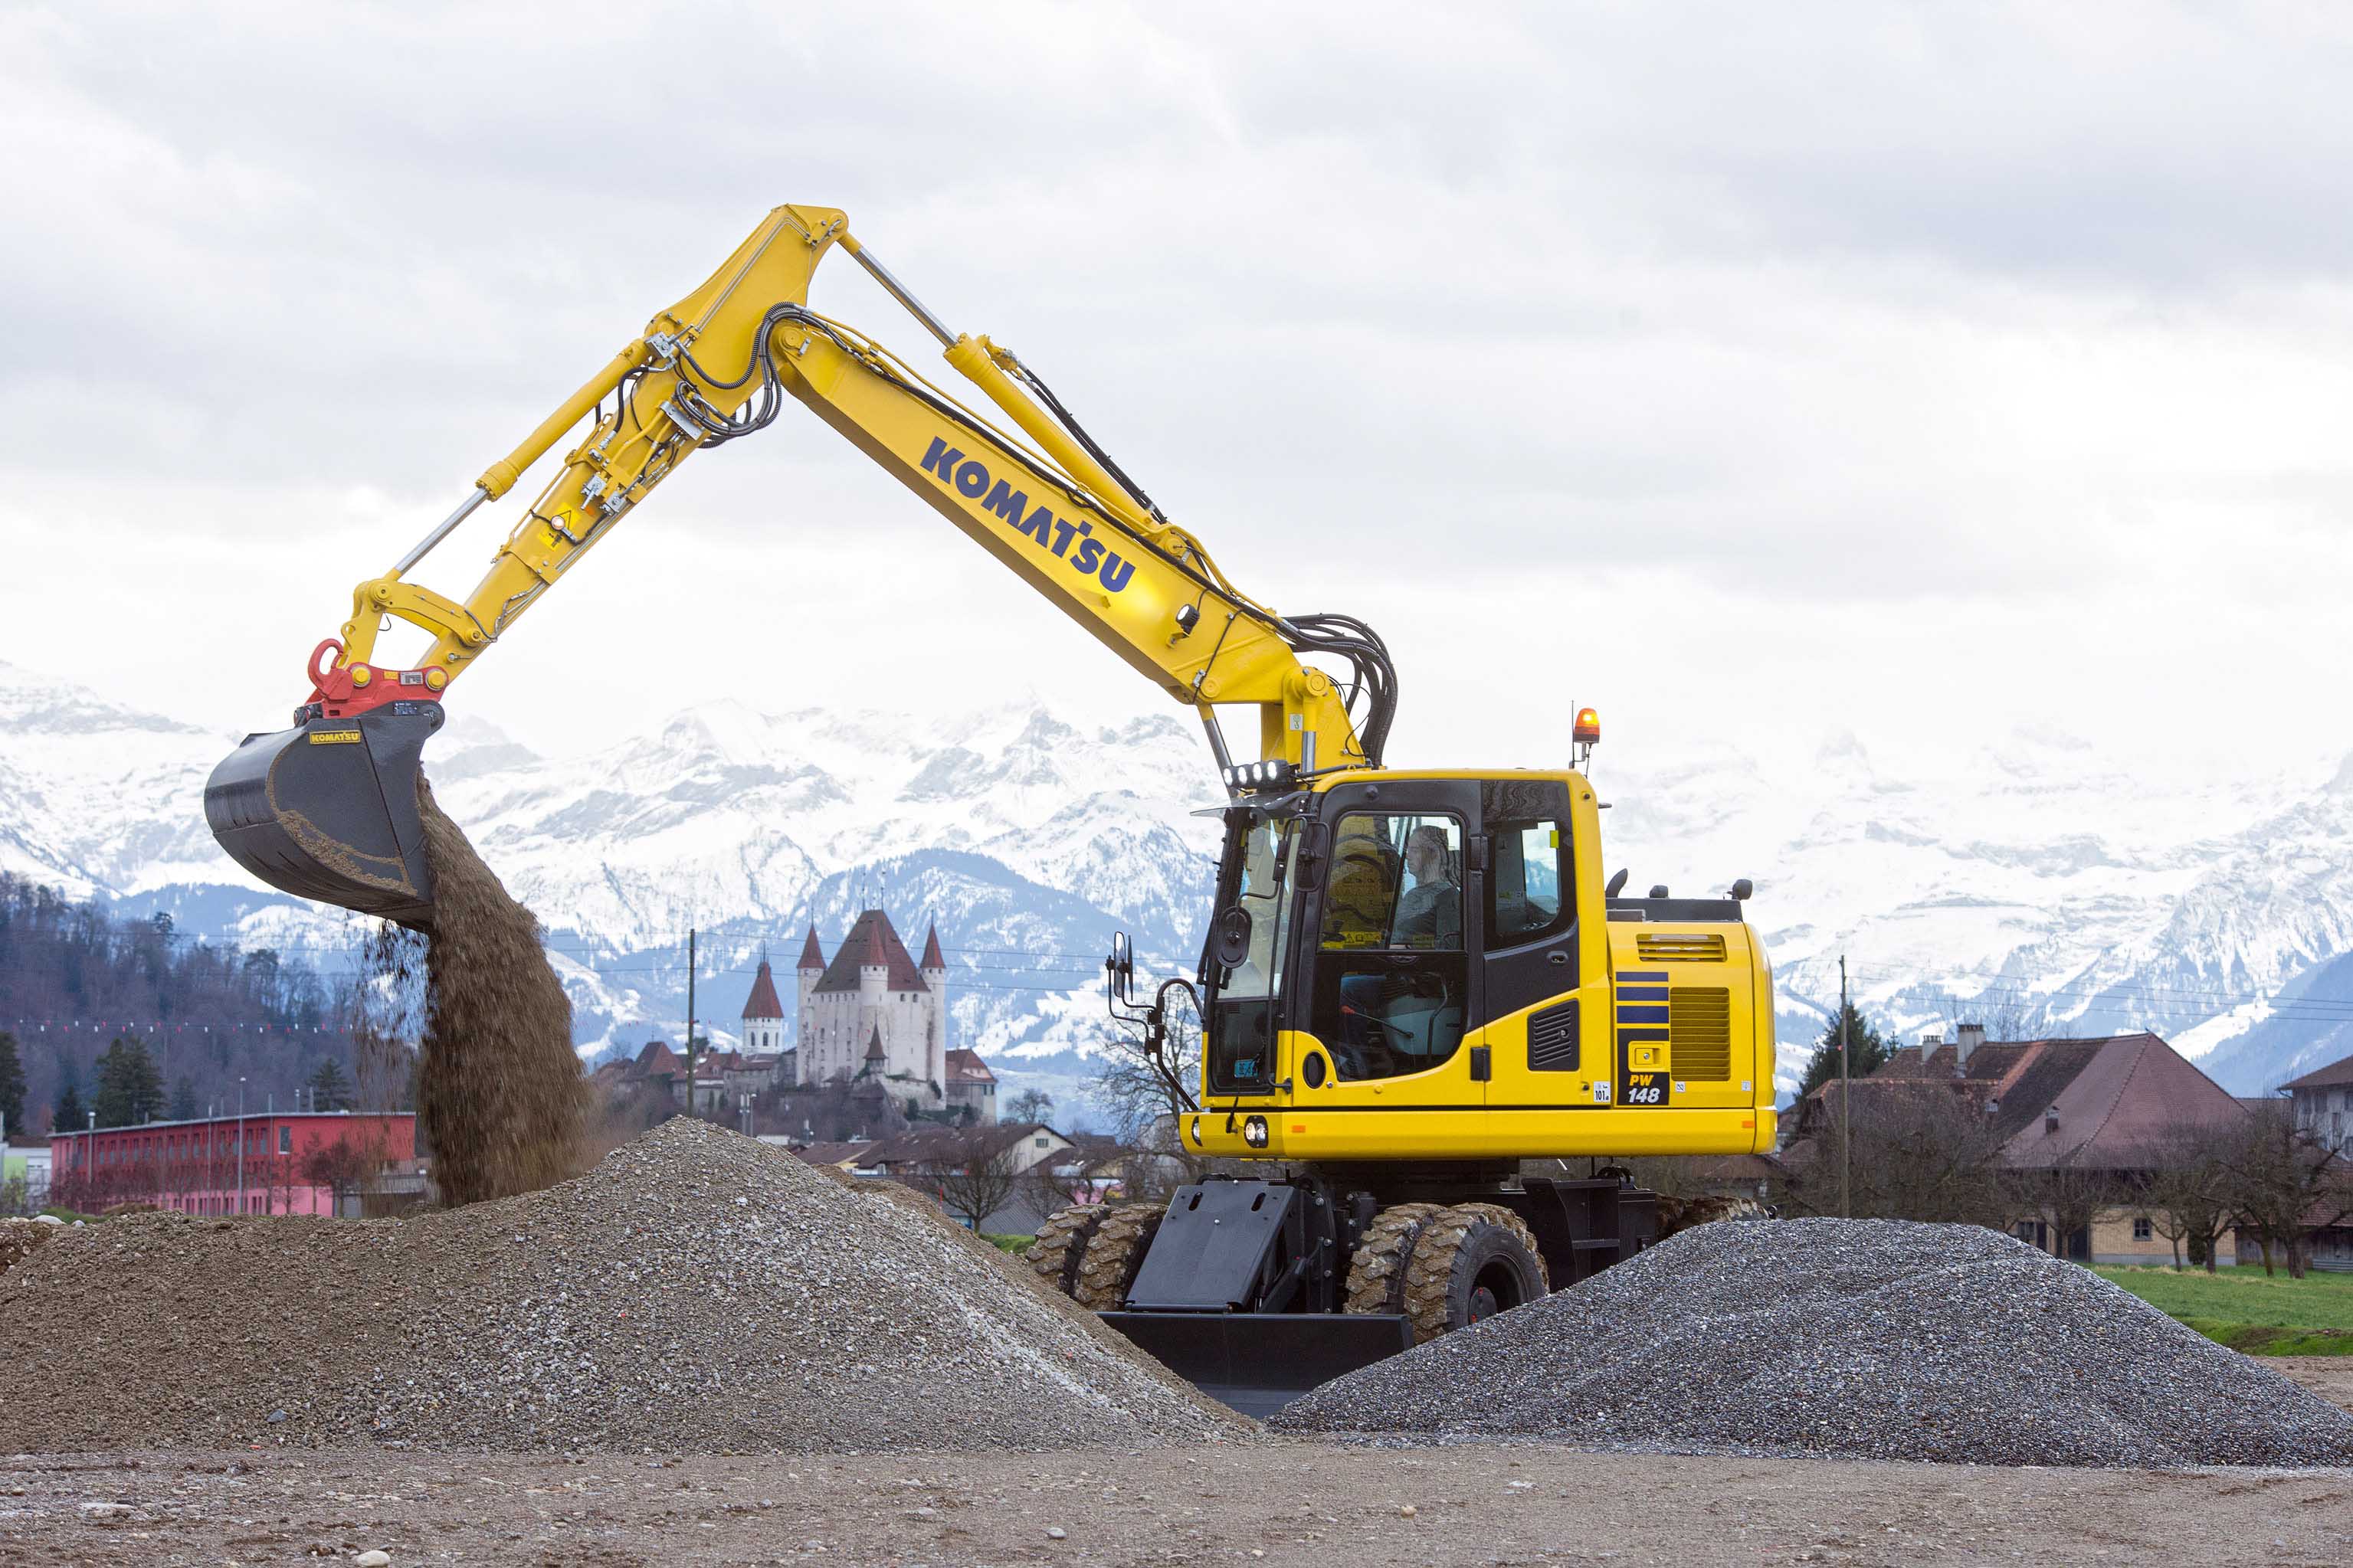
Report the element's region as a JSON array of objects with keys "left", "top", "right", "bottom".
[{"left": 794, "top": 909, "right": 949, "bottom": 1108}]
